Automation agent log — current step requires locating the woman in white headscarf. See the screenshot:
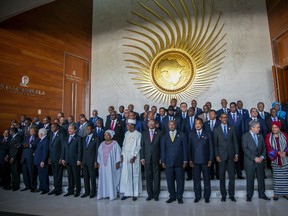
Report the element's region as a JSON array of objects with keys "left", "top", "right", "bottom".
[{"left": 97, "top": 130, "right": 122, "bottom": 200}]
